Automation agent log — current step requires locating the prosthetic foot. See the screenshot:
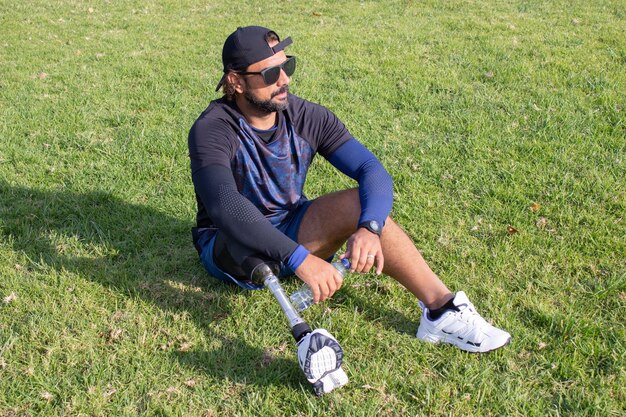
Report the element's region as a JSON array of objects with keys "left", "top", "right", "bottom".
[
  {"left": 247, "top": 259, "right": 348, "bottom": 395},
  {"left": 297, "top": 329, "right": 349, "bottom": 396}
]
